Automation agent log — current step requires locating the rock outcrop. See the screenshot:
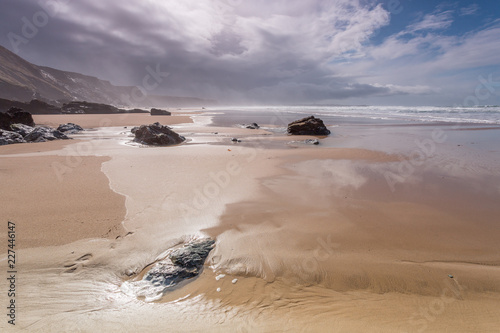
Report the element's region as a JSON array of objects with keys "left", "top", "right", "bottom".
[
  {"left": 287, "top": 116, "right": 330, "bottom": 136},
  {"left": 151, "top": 108, "right": 171, "bottom": 116},
  {"left": 62, "top": 101, "right": 120, "bottom": 114},
  {"left": 0, "top": 108, "right": 74, "bottom": 145},
  {"left": 24, "top": 127, "right": 69, "bottom": 142},
  {"left": 10, "top": 123, "right": 34, "bottom": 136},
  {"left": 57, "top": 123, "right": 84, "bottom": 134},
  {"left": 121, "top": 238, "right": 215, "bottom": 301},
  {"left": 244, "top": 123, "right": 260, "bottom": 129},
  {"left": 133, "top": 122, "right": 185, "bottom": 146},
  {"left": 144, "top": 238, "right": 216, "bottom": 288},
  {"left": 0, "top": 130, "right": 25, "bottom": 145},
  {"left": 0, "top": 107, "right": 35, "bottom": 130}
]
